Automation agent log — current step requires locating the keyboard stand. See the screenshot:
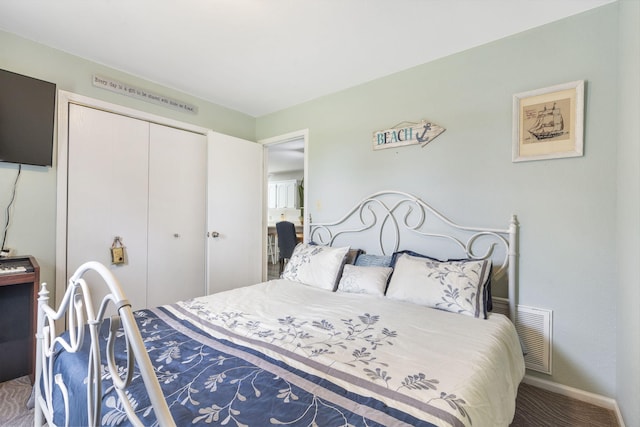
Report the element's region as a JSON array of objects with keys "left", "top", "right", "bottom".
[{"left": 0, "top": 256, "right": 39, "bottom": 383}]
